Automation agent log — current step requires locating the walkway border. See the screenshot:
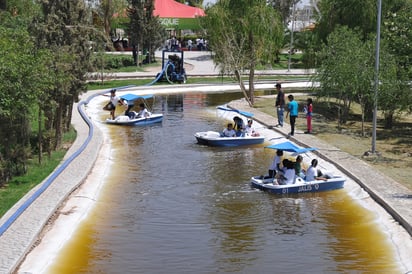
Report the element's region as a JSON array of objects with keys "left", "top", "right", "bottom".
[{"left": 0, "top": 85, "right": 132, "bottom": 273}]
